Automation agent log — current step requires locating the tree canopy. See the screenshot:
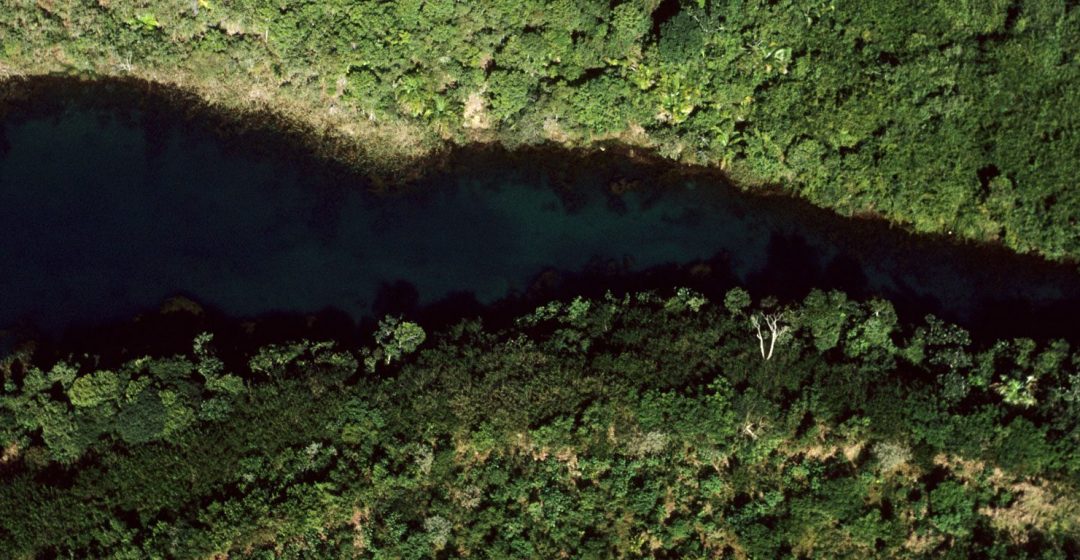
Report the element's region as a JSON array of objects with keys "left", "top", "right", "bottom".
[
  {"left": 2, "top": 0, "right": 1077, "bottom": 258},
  {"left": 1, "top": 288, "right": 1077, "bottom": 557}
]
